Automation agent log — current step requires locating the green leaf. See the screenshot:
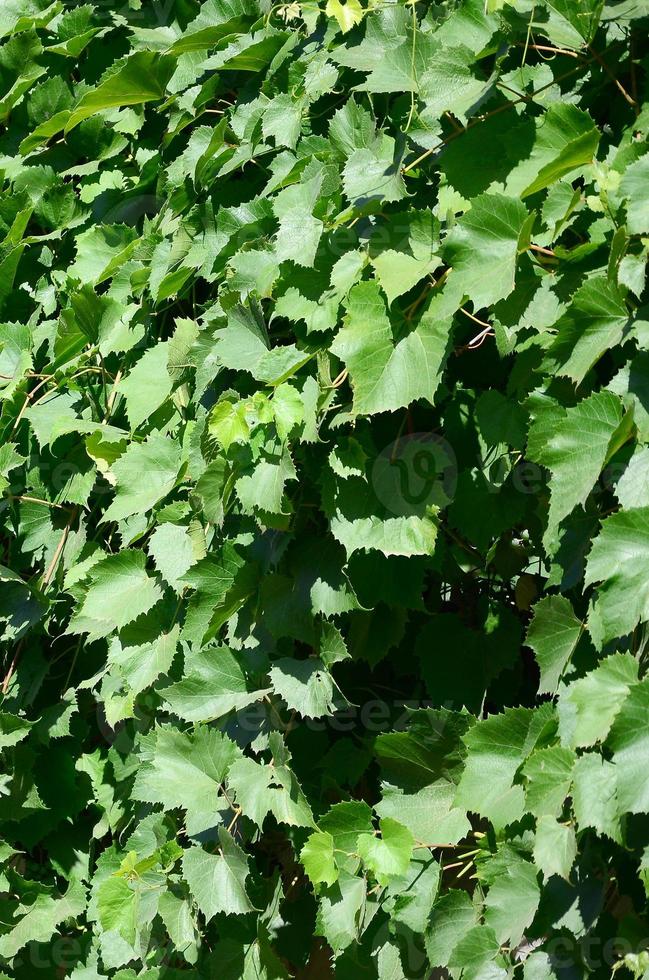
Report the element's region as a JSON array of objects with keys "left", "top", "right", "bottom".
[
  {"left": 585, "top": 507, "right": 649, "bottom": 646},
  {"left": 455, "top": 705, "right": 556, "bottom": 831},
  {"left": 385, "top": 853, "right": 440, "bottom": 933},
  {"left": 523, "top": 745, "right": 575, "bottom": 818},
  {"left": 448, "top": 924, "right": 501, "bottom": 976},
  {"left": 132, "top": 725, "right": 240, "bottom": 815},
  {"left": 215, "top": 304, "right": 311, "bottom": 385},
  {"left": 417, "top": 43, "right": 491, "bottom": 126},
  {"left": 101, "top": 433, "right": 183, "bottom": 524},
  {"left": 228, "top": 737, "right": 315, "bottom": 828},
  {"left": 376, "top": 781, "right": 470, "bottom": 846},
  {"left": 443, "top": 194, "right": 530, "bottom": 309},
  {"left": 65, "top": 52, "right": 176, "bottom": 132},
  {"left": 119, "top": 341, "right": 173, "bottom": 431},
  {"left": 68, "top": 551, "right": 162, "bottom": 638},
  {"left": 571, "top": 751, "right": 622, "bottom": 842},
  {"left": 301, "top": 831, "right": 338, "bottom": 887},
  {"left": 357, "top": 817, "right": 414, "bottom": 884},
  {"left": 506, "top": 104, "right": 599, "bottom": 198},
  {"left": 342, "top": 133, "right": 406, "bottom": 205},
  {"left": 0, "top": 563, "right": 46, "bottom": 640},
  {"left": 484, "top": 855, "right": 540, "bottom": 945},
  {"left": 96, "top": 876, "right": 138, "bottom": 946},
  {"left": 425, "top": 891, "right": 477, "bottom": 968},
  {"left": 168, "top": 0, "right": 257, "bottom": 54},
  {"left": 182, "top": 828, "right": 253, "bottom": 920},
  {"left": 526, "top": 596, "right": 584, "bottom": 694},
  {"left": 607, "top": 676, "right": 649, "bottom": 815},
  {"left": 0, "top": 712, "right": 32, "bottom": 748},
  {"left": 331, "top": 280, "right": 453, "bottom": 416},
  {"left": 315, "top": 871, "right": 366, "bottom": 955},
  {"left": 269, "top": 657, "right": 336, "bottom": 718},
  {"left": 558, "top": 652, "right": 638, "bottom": 748},
  {"left": 0, "top": 0, "right": 60, "bottom": 40},
  {"left": 620, "top": 153, "right": 649, "bottom": 235},
  {"left": 546, "top": 0, "right": 603, "bottom": 43},
  {"left": 160, "top": 646, "right": 269, "bottom": 723},
  {"left": 273, "top": 173, "right": 324, "bottom": 268},
  {"left": 0, "top": 878, "right": 86, "bottom": 959},
  {"left": 547, "top": 277, "right": 631, "bottom": 384},
  {"left": 147, "top": 521, "right": 197, "bottom": 589},
  {"left": 533, "top": 816, "right": 577, "bottom": 881},
  {"left": 527, "top": 390, "right": 633, "bottom": 551}
]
